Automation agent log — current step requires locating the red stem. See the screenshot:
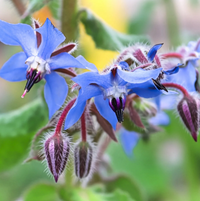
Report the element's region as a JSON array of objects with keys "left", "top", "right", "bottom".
[
  {"left": 162, "top": 52, "right": 183, "bottom": 59},
  {"left": 162, "top": 83, "right": 189, "bottom": 97},
  {"left": 81, "top": 111, "right": 87, "bottom": 142},
  {"left": 55, "top": 98, "right": 76, "bottom": 136}
]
